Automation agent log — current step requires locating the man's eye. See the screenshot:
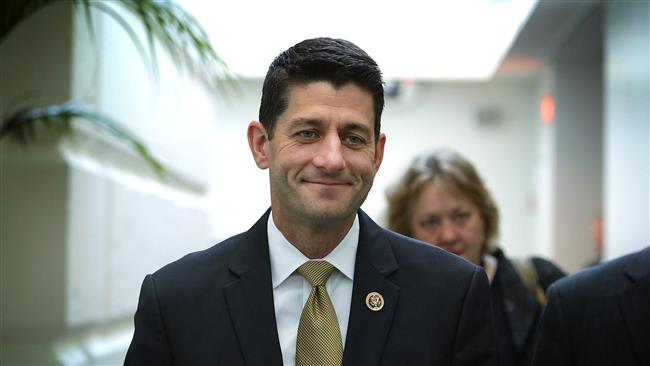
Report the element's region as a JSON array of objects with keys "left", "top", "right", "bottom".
[
  {"left": 344, "top": 135, "right": 365, "bottom": 145},
  {"left": 297, "top": 130, "right": 317, "bottom": 140}
]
